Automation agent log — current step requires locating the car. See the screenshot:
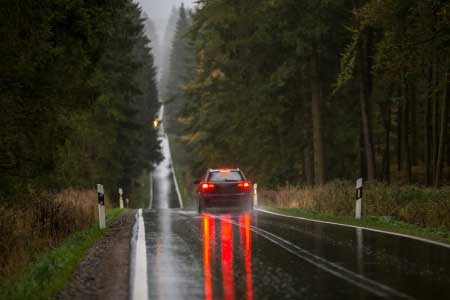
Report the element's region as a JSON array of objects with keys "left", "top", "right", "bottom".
[{"left": 195, "top": 168, "right": 254, "bottom": 213}]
